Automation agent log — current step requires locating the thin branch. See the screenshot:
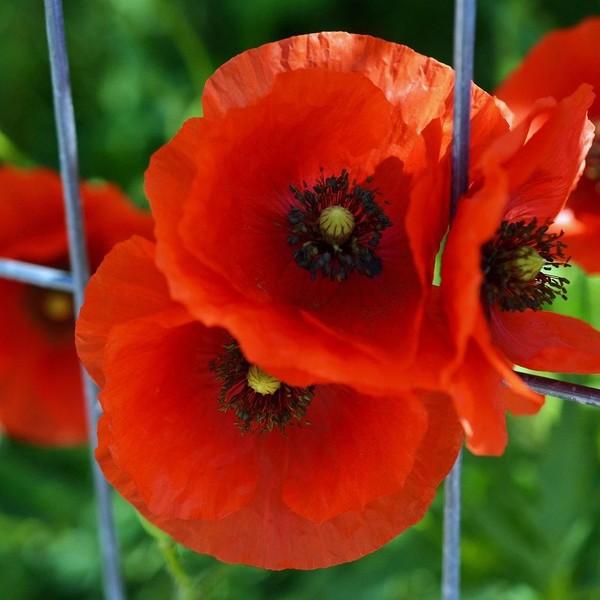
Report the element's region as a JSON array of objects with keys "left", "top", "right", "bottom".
[{"left": 43, "top": 1, "right": 125, "bottom": 599}]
